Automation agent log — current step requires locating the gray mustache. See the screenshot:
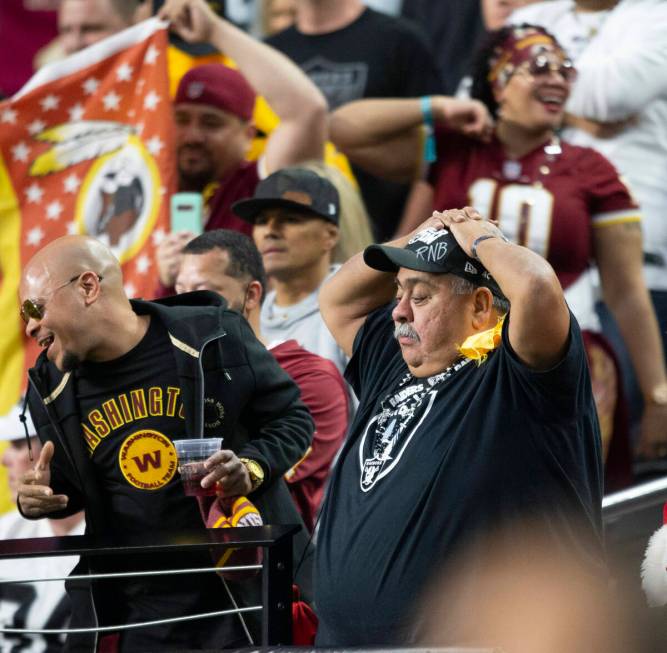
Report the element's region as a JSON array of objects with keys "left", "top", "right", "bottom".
[{"left": 394, "top": 322, "right": 420, "bottom": 342}]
